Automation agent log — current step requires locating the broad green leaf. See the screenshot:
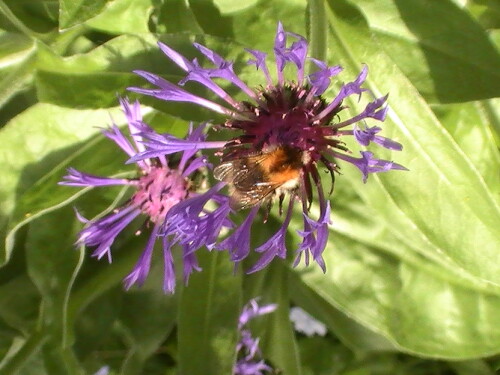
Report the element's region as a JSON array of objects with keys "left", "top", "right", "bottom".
[
  {"left": 25, "top": 208, "right": 82, "bottom": 337},
  {"left": 119, "top": 288, "right": 176, "bottom": 374},
  {"left": 117, "top": 258, "right": 177, "bottom": 374},
  {"left": 433, "top": 101, "right": 500, "bottom": 193},
  {"left": 465, "top": 0, "right": 500, "bottom": 30},
  {"left": 0, "top": 331, "right": 48, "bottom": 374},
  {"left": 157, "top": 0, "right": 203, "bottom": 34},
  {"left": 85, "top": 0, "right": 153, "bottom": 34},
  {"left": 0, "top": 31, "right": 36, "bottom": 110},
  {"left": 297, "top": 337, "right": 343, "bottom": 375},
  {"left": 35, "top": 34, "right": 230, "bottom": 112},
  {"left": 0, "top": 0, "right": 57, "bottom": 35},
  {"left": 325, "top": 0, "right": 500, "bottom": 286},
  {"left": 213, "top": 0, "right": 258, "bottom": 15},
  {"left": 343, "top": 0, "right": 500, "bottom": 103},
  {"left": 298, "top": 231, "right": 500, "bottom": 358},
  {"left": 289, "top": 270, "right": 396, "bottom": 353},
  {"left": 232, "top": 0, "right": 306, "bottom": 49},
  {"left": 188, "top": 0, "right": 234, "bottom": 38},
  {"left": 178, "top": 251, "right": 241, "bottom": 375},
  {"left": 59, "top": 0, "right": 111, "bottom": 30},
  {"left": 23, "top": 207, "right": 86, "bottom": 374},
  {"left": 0, "top": 275, "right": 40, "bottom": 333},
  {"left": 450, "top": 359, "right": 496, "bottom": 375},
  {"left": 0, "top": 103, "right": 125, "bottom": 264}
]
